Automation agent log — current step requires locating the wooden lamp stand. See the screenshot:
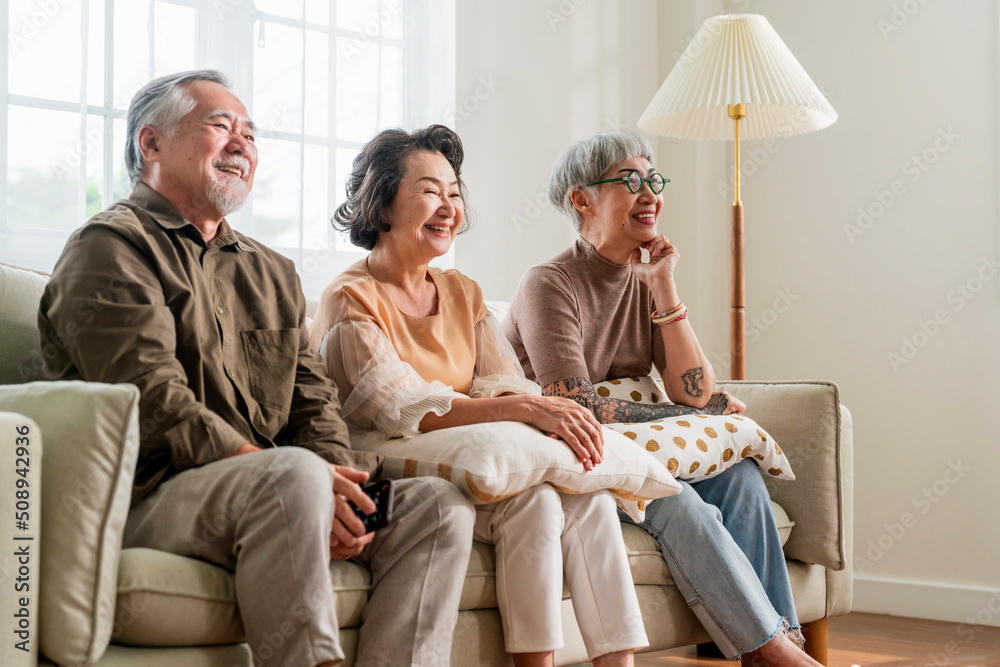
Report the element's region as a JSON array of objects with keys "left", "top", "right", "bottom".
[{"left": 728, "top": 103, "right": 747, "bottom": 381}]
